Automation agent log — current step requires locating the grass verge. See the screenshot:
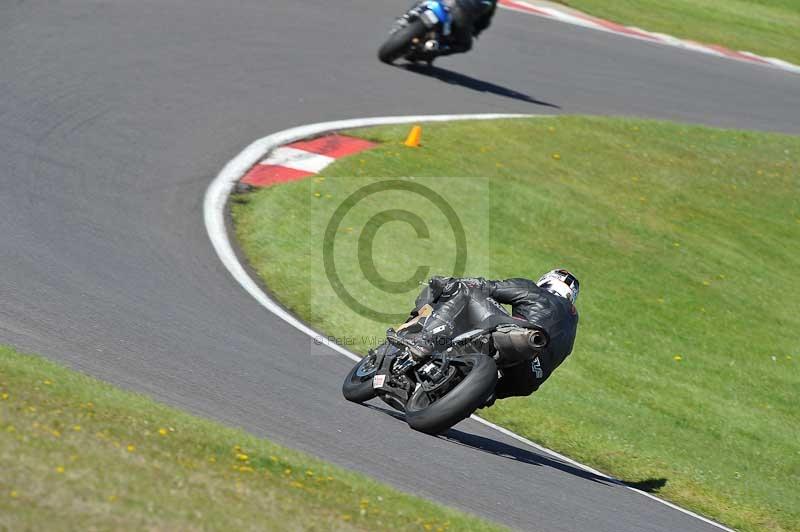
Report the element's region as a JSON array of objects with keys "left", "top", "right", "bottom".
[
  {"left": 552, "top": 0, "right": 800, "bottom": 65},
  {"left": 0, "top": 345, "right": 503, "bottom": 531},
  {"left": 232, "top": 116, "right": 800, "bottom": 532}
]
